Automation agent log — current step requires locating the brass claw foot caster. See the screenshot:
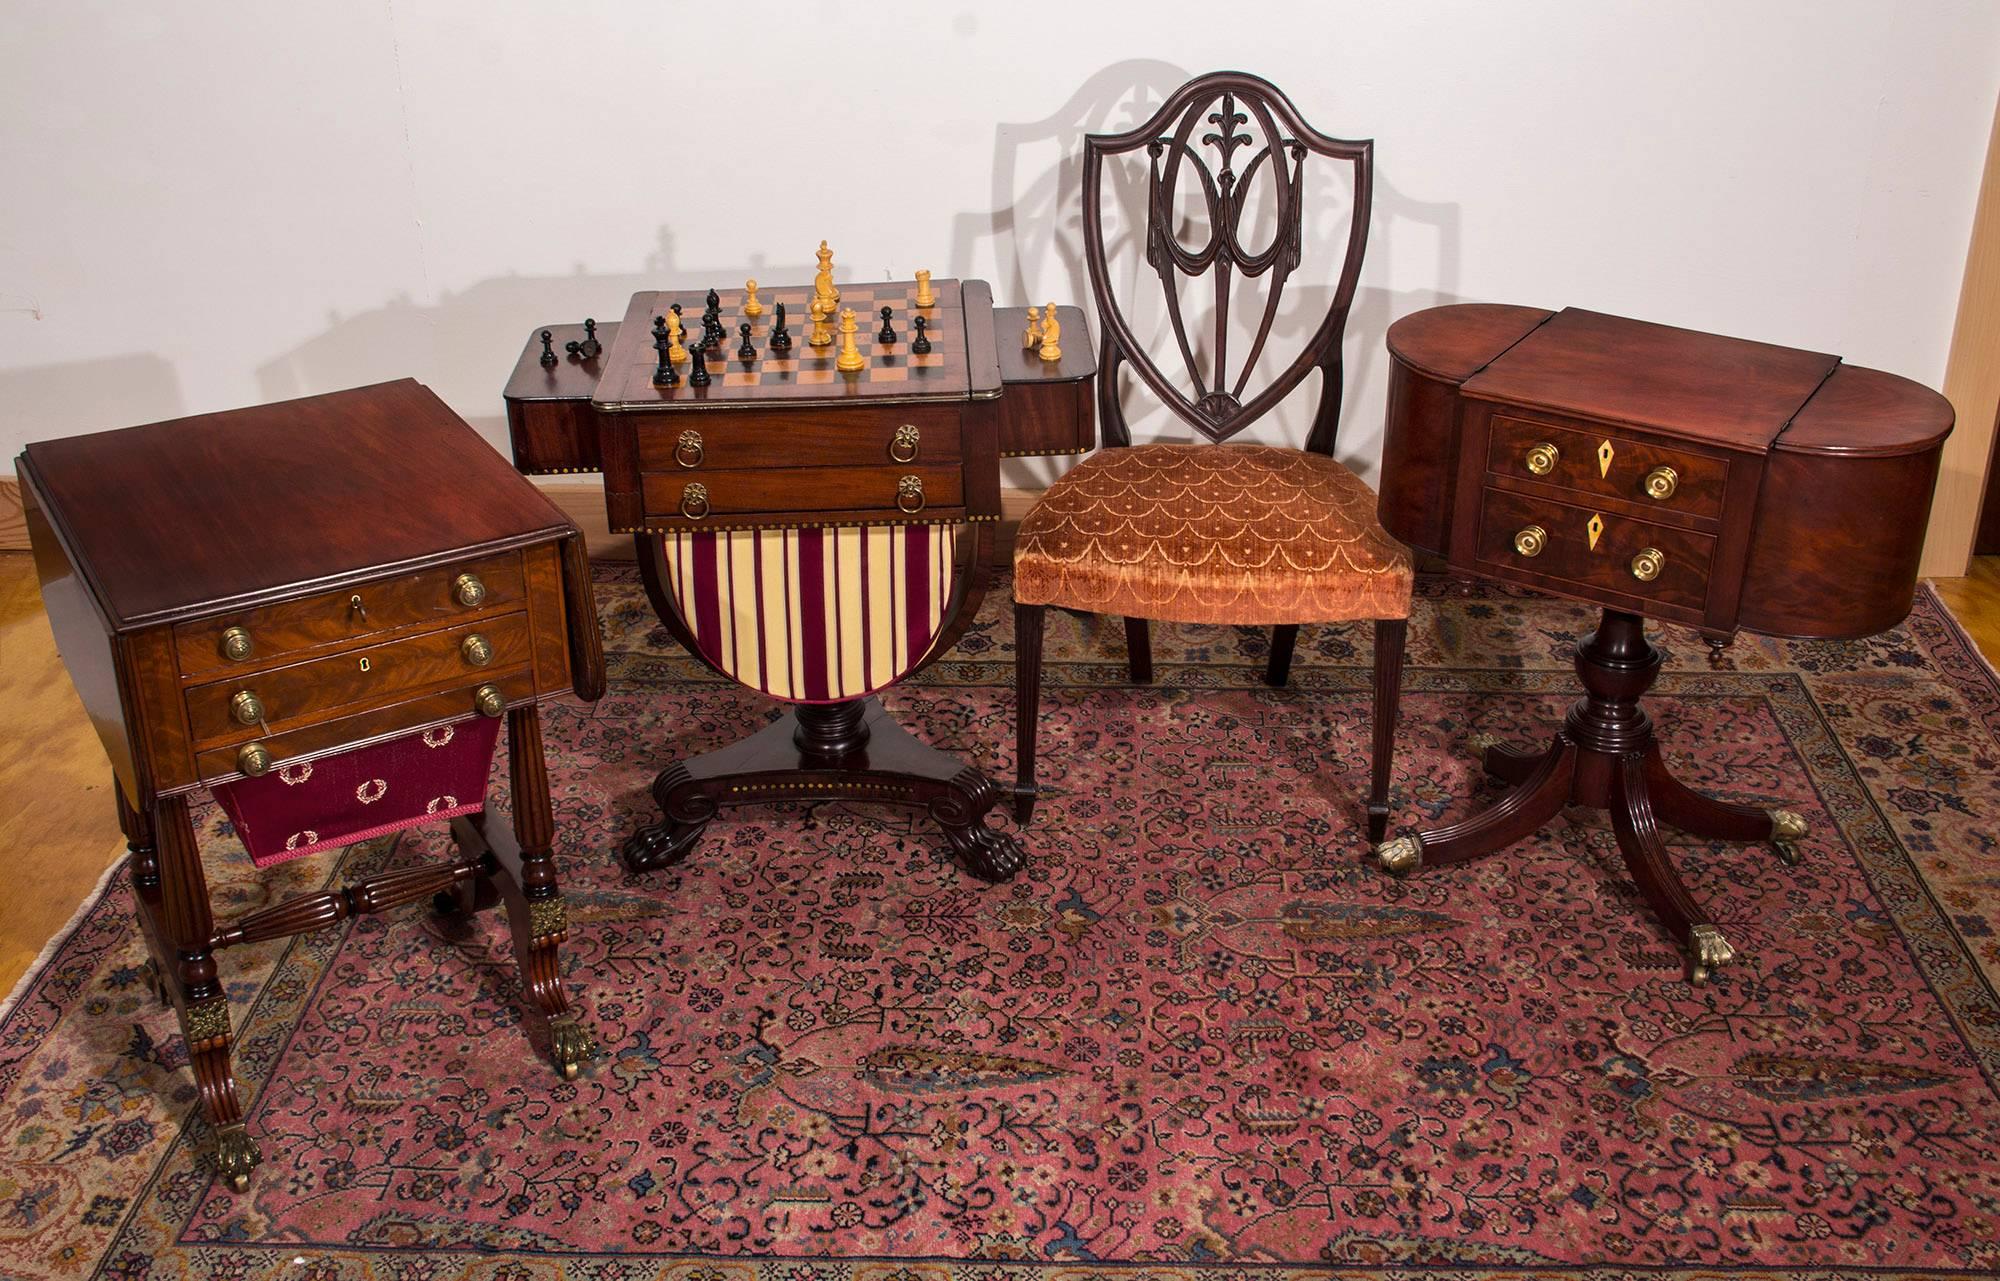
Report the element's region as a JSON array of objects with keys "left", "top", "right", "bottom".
[
  {"left": 549, "top": 1018, "right": 594, "bottom": 1081},
  {"left": 1376, "top": 835, "right": 1423, "bottom": 876},
  {"left": 1769, "top": 809, "right": 1808, "bottom": 866},
  {"left": 214, "top": 1123, "right": 260, "bottom": 1192},
  {"left": 1465, "top": 732, "right": 1502, "bottom": 760},
  {"left": 1687, "top": 923, "right": 1736, "bottom": 984}
]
